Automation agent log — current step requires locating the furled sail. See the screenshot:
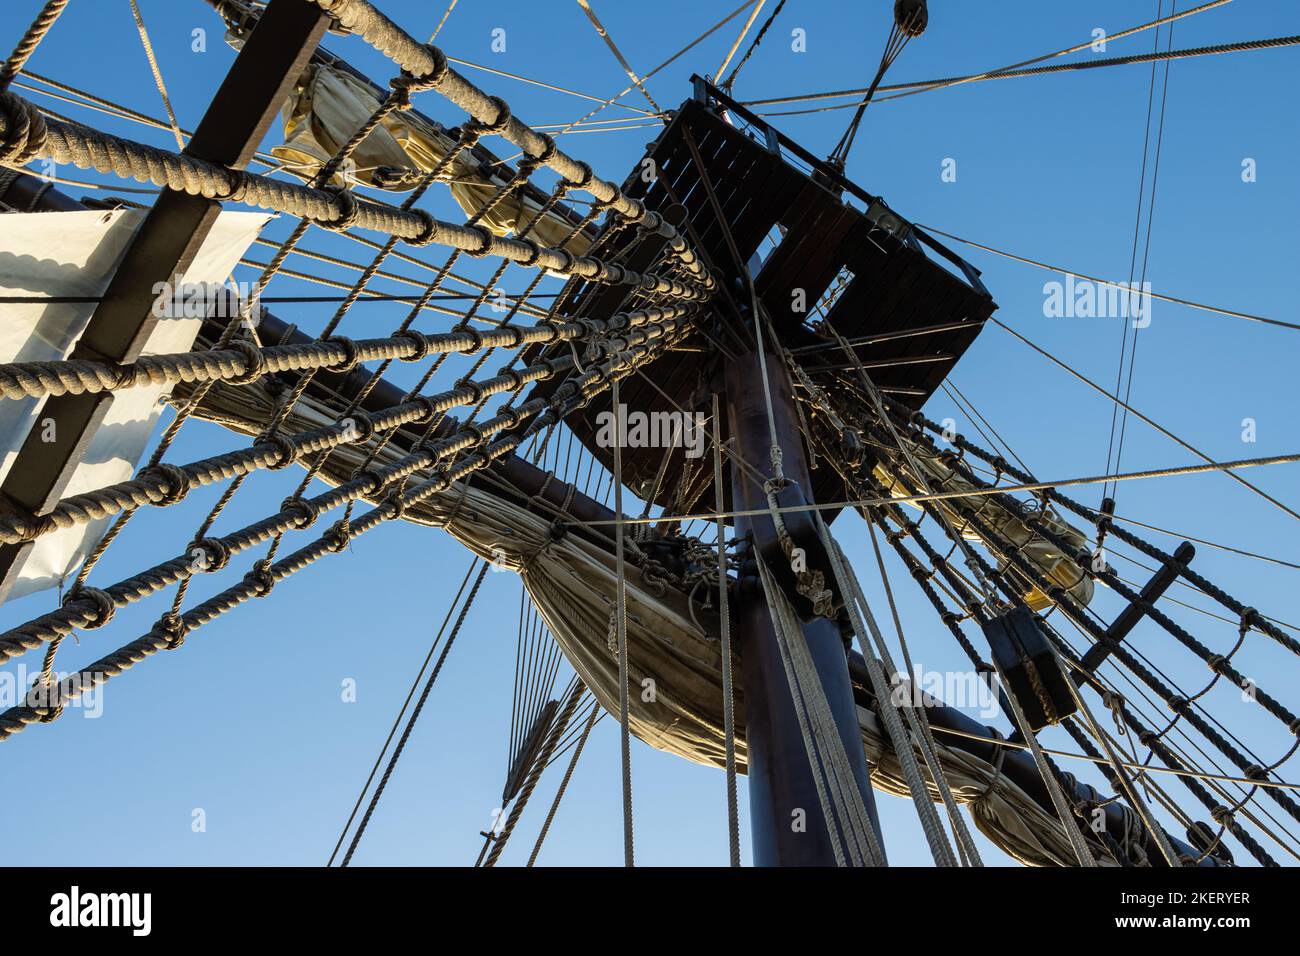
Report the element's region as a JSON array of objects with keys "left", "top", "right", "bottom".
[{"left": 272, "top": 64, "right": 593, "bottom": 255}]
